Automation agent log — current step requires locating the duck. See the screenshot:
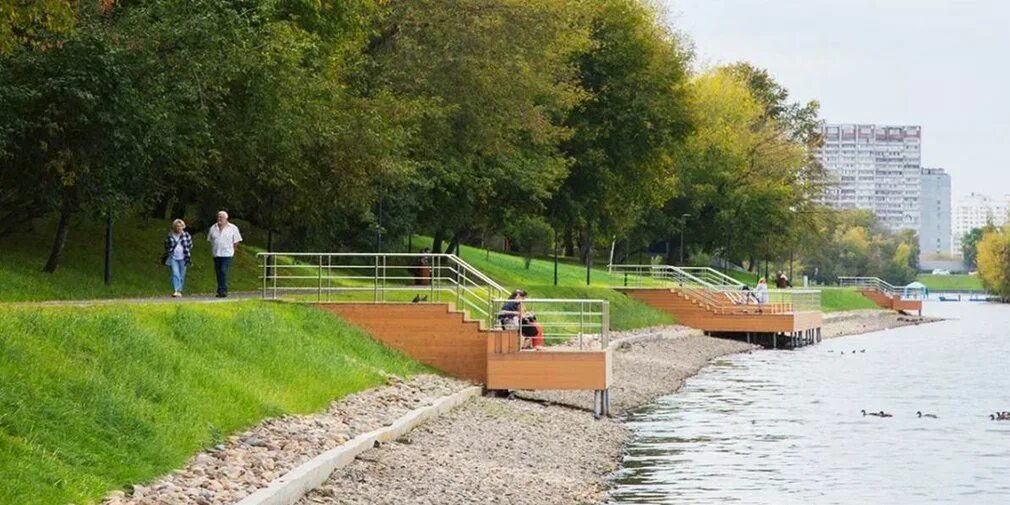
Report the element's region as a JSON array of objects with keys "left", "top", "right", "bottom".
[
  {"left": 862, "top": 410, "right": 882, "bottom": 417},
  {"left": 878, "top": 411, "right": 893, "bottom": 418},
  {"left": 916, "top": 411, "right": 938, "bottom": 419}
]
